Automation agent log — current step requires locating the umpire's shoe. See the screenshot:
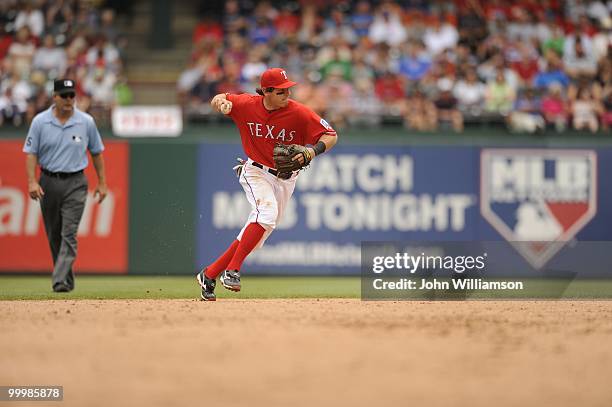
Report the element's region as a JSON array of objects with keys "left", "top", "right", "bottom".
[
  {"left": 196, "top": 269, "right": 216, "bottom": 301},
  {"left": 53, "top": 283, "right": 72, "bottom": 293},
  {"left": 220, "top": 270, "right": 241, "bottom": 292}
]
